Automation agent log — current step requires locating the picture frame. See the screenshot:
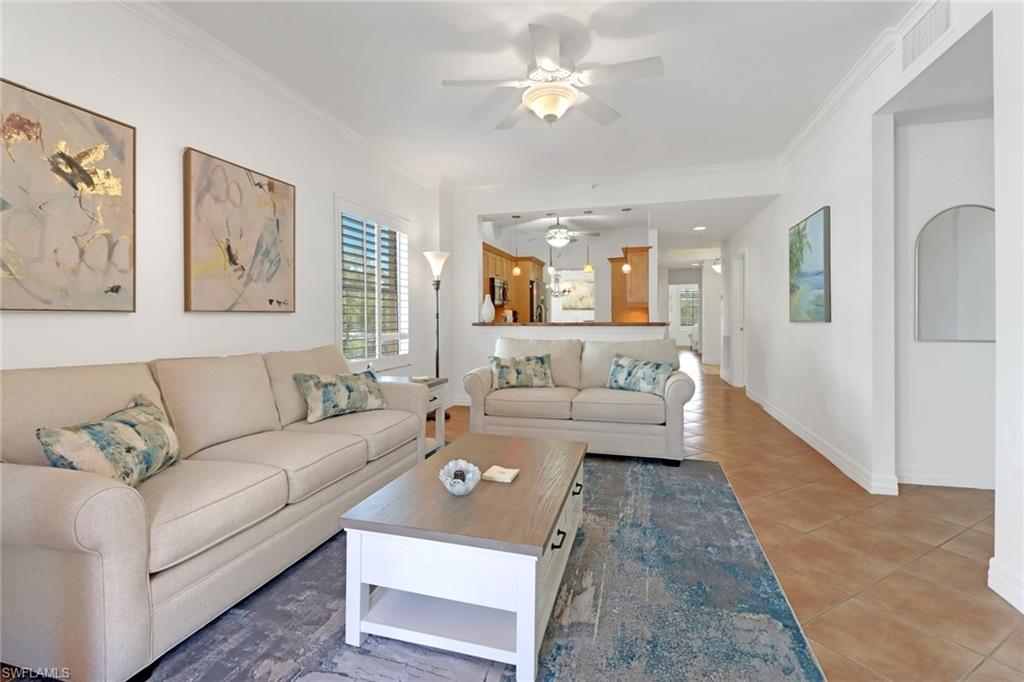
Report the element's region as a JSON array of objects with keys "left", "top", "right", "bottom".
[{"left": 788, "top": 205, "right": 831, "bottom": 323}]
